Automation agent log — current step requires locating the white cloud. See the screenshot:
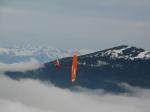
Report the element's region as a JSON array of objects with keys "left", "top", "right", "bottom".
[
  {"left": 0, "top": 99, "right": 51, "bottom": 112},
  {"left": 0, "top": 59, "right": 43, "bottom": 72},
  {"left": 0, "top": 75, "right": 150, "bottom": 112}
]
